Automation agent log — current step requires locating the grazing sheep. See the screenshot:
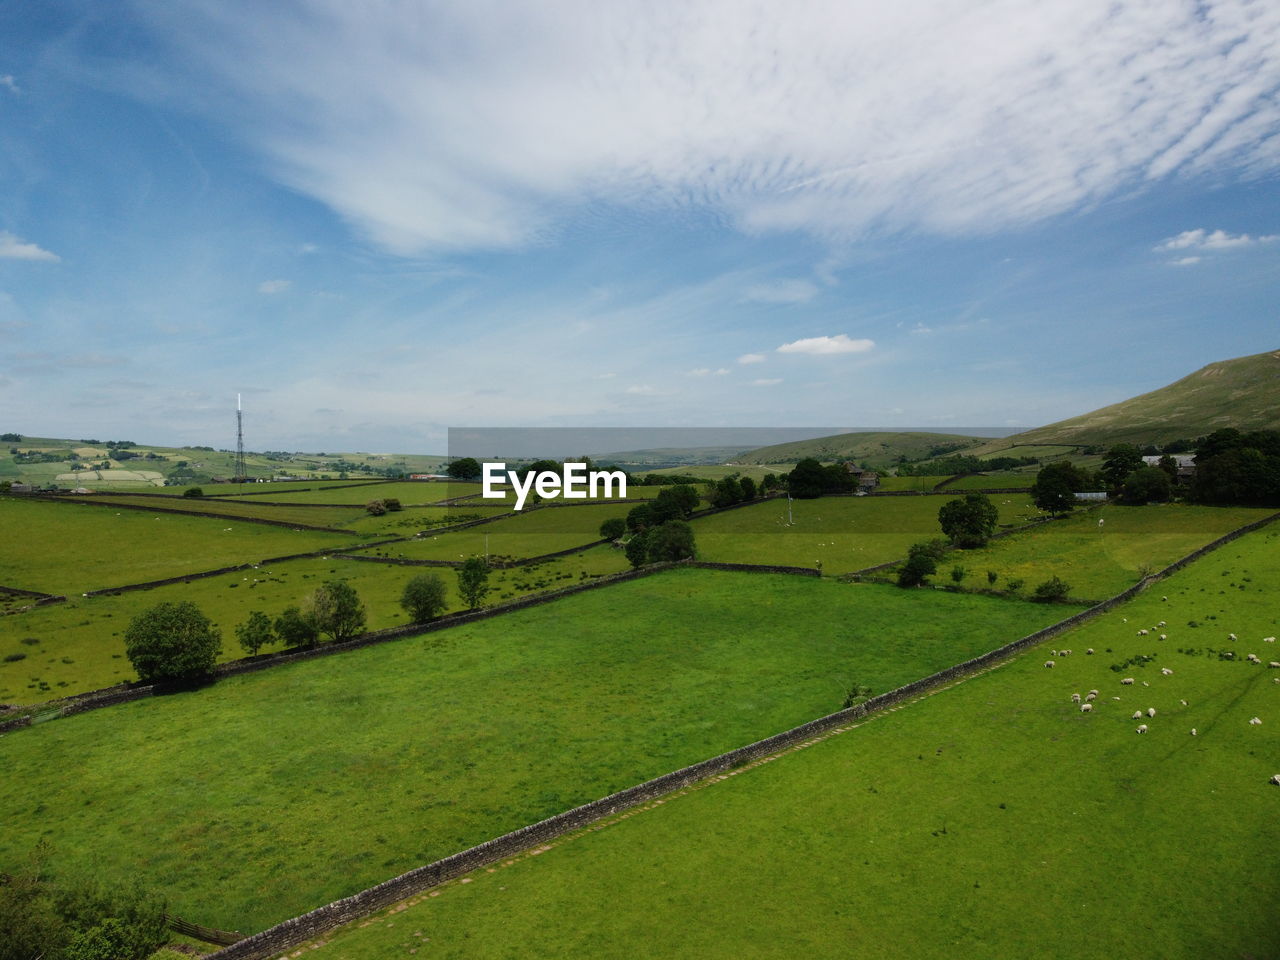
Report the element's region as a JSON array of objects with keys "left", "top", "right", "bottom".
[
  {"left": 1080, "top": 703, "right": 1092, "bottom": 713},
  {"left": 1157, "top": 621, "right": 1166, "bottom": 628},
  {"left": 1191, "top": 729, "right": 1197, "bottom": 736},
  {"left": 1249, "top": 717, "right": 1262, "bottom": 725},
  {"left": 1136, "top": 724, "right": 1148, "bottom": 733},
  {"left": 1229, "top": 633, "right": 1238, "bottom": 641},
  {"left": 1137, "top": 629, "right": 1149, "bottom": 636},
  {"left": 1161, "top": 668, "right": 1173, "bottom": 675},
  {"left": 1044, "top": 660, "right": 1055, "bottom": 668},
  {"left": 1089, "top": 689, "right": 1099, "bottom": 697},
  {"left": 1085, "top": 692, "right": 1097, "bottom": 702},
  {"left": 1132, "top": 711, "right": 1143, "bottom": 719},
  {"left": 1180, "top": 699, "right": 1188, "bottom": 706},
  {"left": 1246, "top": 653, "right": 1261, "bottom": 663},
  {"left": 1270, "top": 774, "right": 1280, "bottom": 786},
  {"left": 1051, "top": 650, "right": 1059, "bottom": 657},
  {"left": 1086, "top": 648, "right": 1094, "bottom": 655},
  {"left": 1147, "top": 707, "right": 1157, "bottom": 717},
  {"left": 1122, "top": 677, "right": 1135, "bottom": 685},
  {"left": 1269, "top": 662, "right": 1280, "bottom": 669},
  {"left": 1162, "top": 596, "right": 1168, "bottom": 601},
  {"left": 1159, "top": 634, "right": 1168, "bottom": 641},
  {"left": 1265, "top": 636, "right": 1277, "bottom": 643},
  {"left": 1071, "top": 693, "right": 1082, "bottom": 703}
]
